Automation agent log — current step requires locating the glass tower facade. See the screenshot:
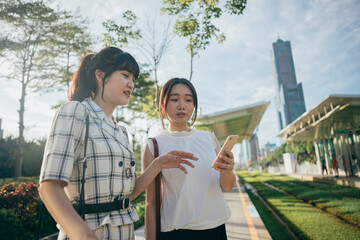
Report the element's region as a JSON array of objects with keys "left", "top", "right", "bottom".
[{"left": 272, "top": 38, "right": 306, "bottom": 130}]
